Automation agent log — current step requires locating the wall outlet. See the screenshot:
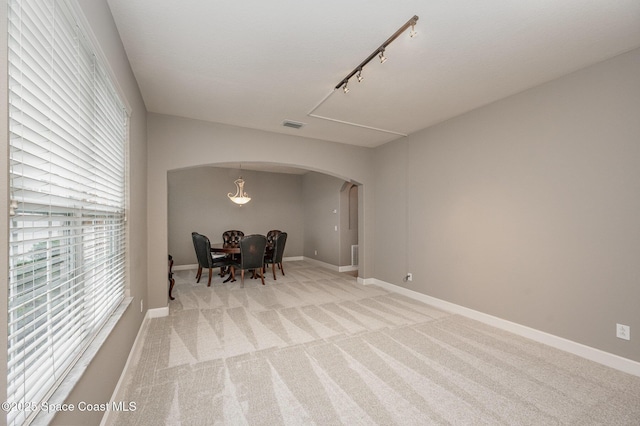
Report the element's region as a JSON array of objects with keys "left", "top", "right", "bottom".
[
  {"left": 616, "top": 323, "right": 630, "bottom": 340},
  {"left": 403, "top": 273, "right": 413, "bottom": 282},
  {"left": 314, "top": 250, "right": 318, "bottom": 256},
  {"left": 140, "top": 299, "right": 144, "bottom": 313}
]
